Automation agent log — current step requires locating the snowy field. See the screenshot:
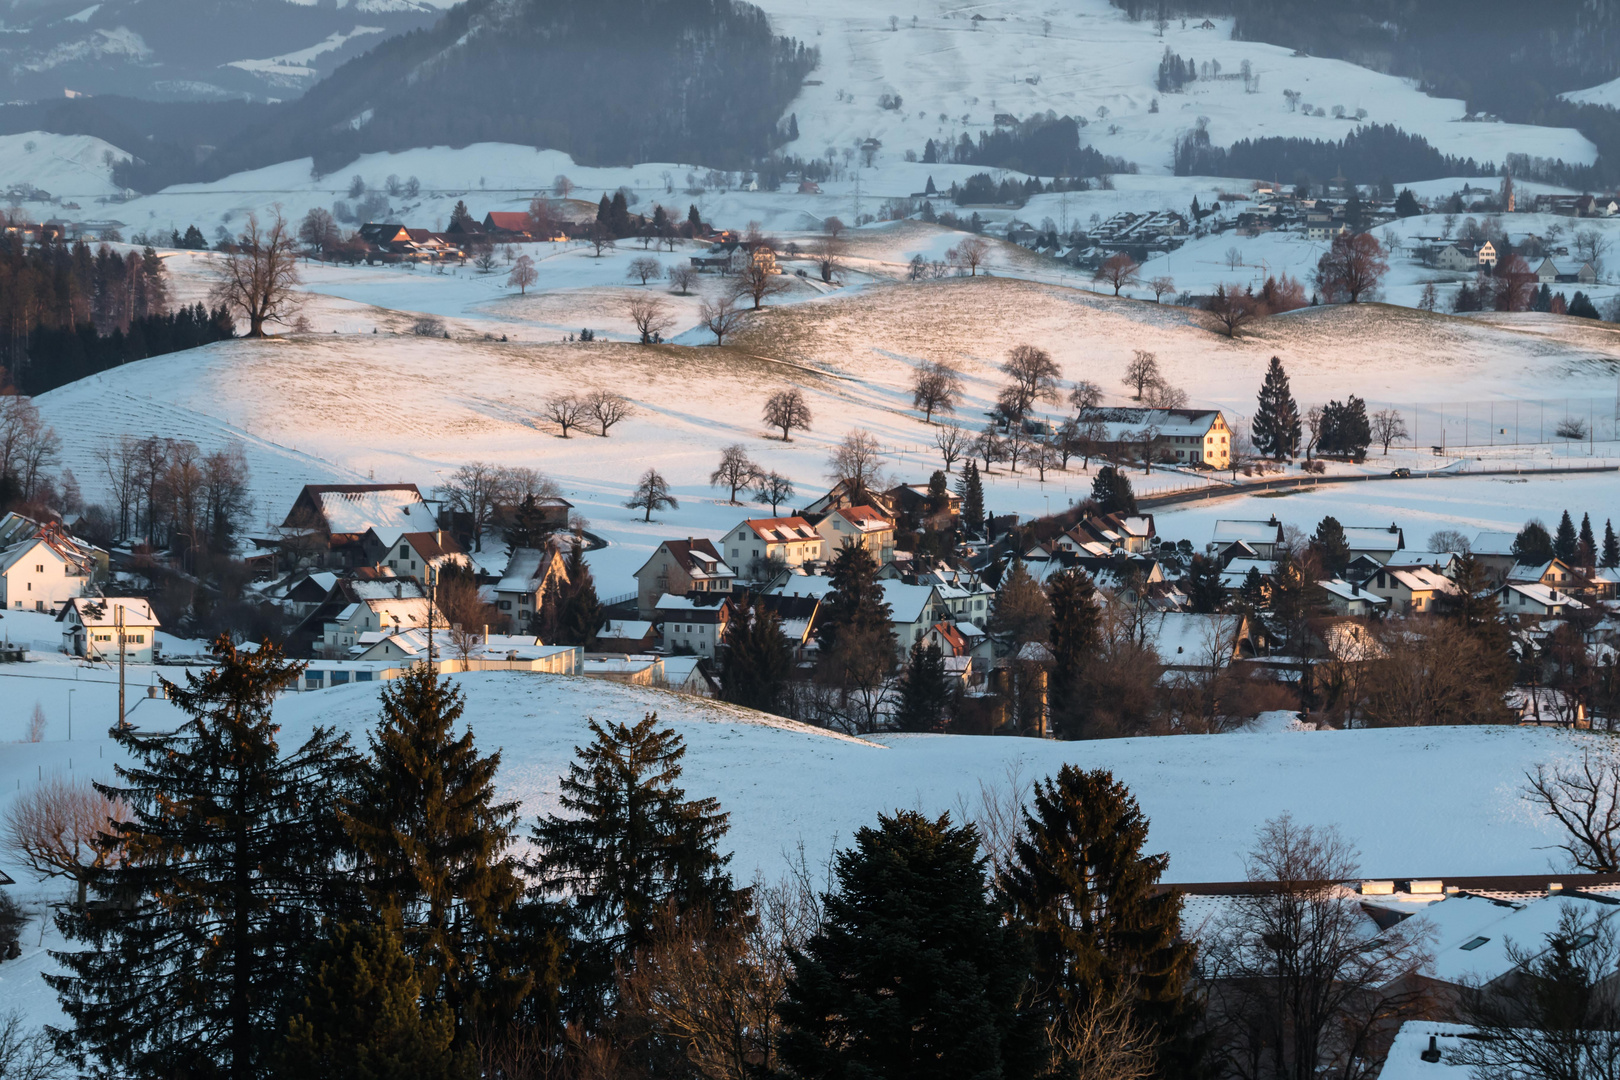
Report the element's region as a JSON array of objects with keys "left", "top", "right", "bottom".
[{"left": 0, "top": 660, "right": 1605, "bottom": 1029}]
